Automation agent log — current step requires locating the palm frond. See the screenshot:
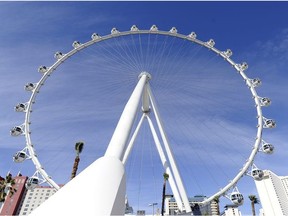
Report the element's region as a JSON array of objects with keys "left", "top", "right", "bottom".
[
  {"left": 75, "top": 141, "right": 84, "bottom": 155},
  {"left": 163, "top": 173, "right": 169, "bottom": 181}
]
